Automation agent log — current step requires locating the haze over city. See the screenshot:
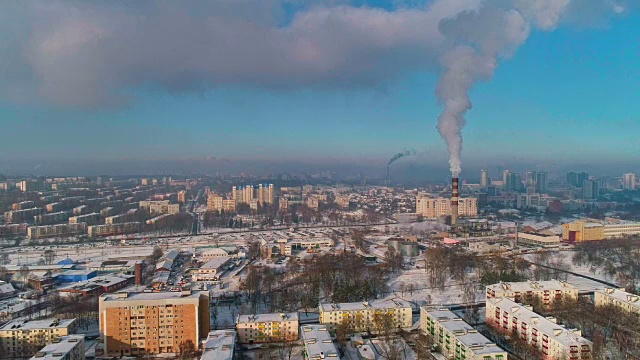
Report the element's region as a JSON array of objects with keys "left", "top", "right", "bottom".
[{"left": 4, "top": 2, "right": 640, "bottom": 360}]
